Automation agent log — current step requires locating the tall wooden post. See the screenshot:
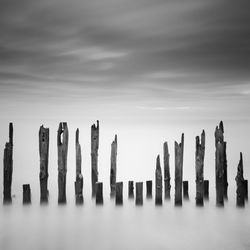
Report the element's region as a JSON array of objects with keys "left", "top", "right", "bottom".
[
  {"left": 164, "top": 142, "right": 171, "bottom": 199},
  {"left": 91, "top": 120, "right": 99, "bottom": 197},
  {"left": 155, "top": 155, "right": 162, "bottom": 205},
  {"left": 195, "top": 130, "right": 205, "bottom": 206},
  {"left": 39, "top": 125, "right": 49, "bottom": 203},
  {"left": 3, "top": 122, "right": 13, "bottom": 204},
  {"left": 175, "top": 133, "right": 184, "bottom": 206},
  {"left": 115, "top": 182, "right": 123, "bottom": 205},
  {"left": 136, "top": 182, "right": 143, "bottom": 205},
  {"left": 96, "top": 182, "right": 103, "bottom": 205},
  {"left": 23, "top": 184, "right": 31, "bottom": 204},
  {"left": 244, "top": 180, "right": 248, "bottom": 200},
  {"left": 146, "top": 180, "right": 152, "bottom": 198},
  {"left": 128, "top": 181, "right": 134, "bottom": 198},
  {"left": 75, "top": 128, "right": 83, "bottom": 204},
  {"left": 235, "top": 153, "right": 245, "bottom": 207},
  {"left": 183, "top": 181, "right": 189, "bottom": 200},
  {"left": 110, "top": 135, "right": 117, "bottom": 198},
  {"left": 204, "top": 180, "right": 209, "bottom": 200},
  {"left": 57, "top": 122, "right": 69, "bottom": 204}
]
